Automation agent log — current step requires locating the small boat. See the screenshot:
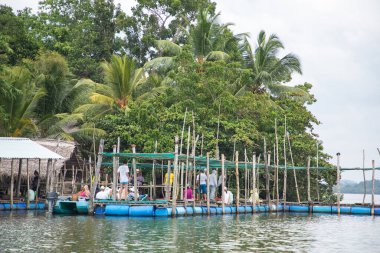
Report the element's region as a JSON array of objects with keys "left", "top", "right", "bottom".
[{"left": 53, "top": 197, "right": 89, "bottom": 214}]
